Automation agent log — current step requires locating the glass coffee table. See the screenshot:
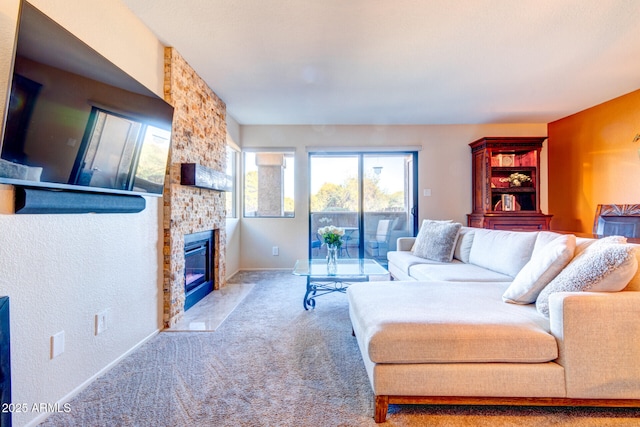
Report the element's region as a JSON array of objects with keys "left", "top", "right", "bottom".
[{"left": 293, "top": 258, "right": 389, "bottom": 310}]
